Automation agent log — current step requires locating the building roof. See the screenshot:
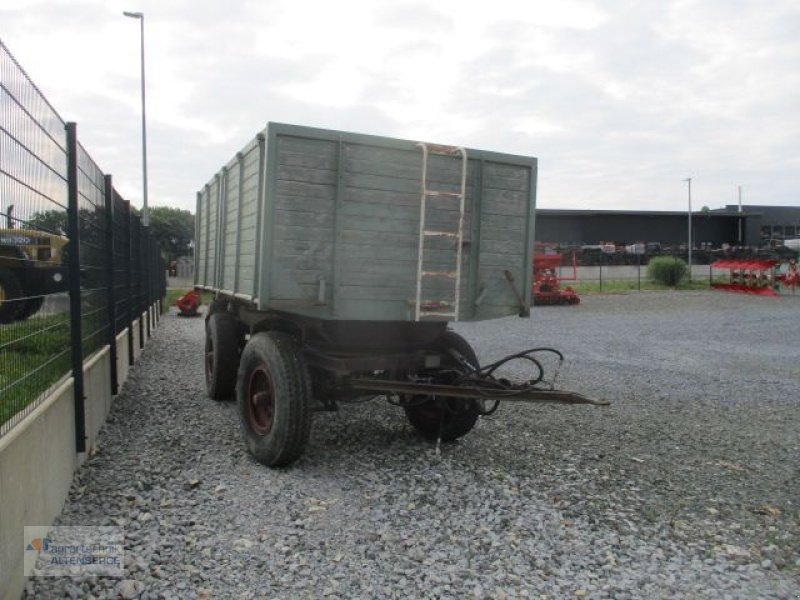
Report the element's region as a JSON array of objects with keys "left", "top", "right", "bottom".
[{"left": 537, "top": 208, "right": 756, "bottom": 218}]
